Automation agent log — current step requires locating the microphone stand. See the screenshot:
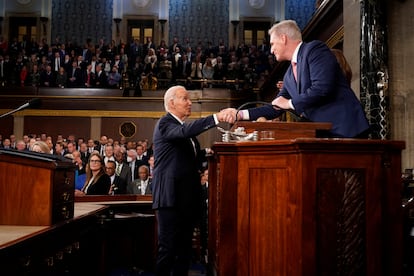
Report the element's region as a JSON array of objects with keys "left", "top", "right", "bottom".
[
  {"left": 234, "top": 101, "right": 270, "bottom": 123},
  {"left": 0, "top": 98, "right": 41, "bottom": 118}
]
